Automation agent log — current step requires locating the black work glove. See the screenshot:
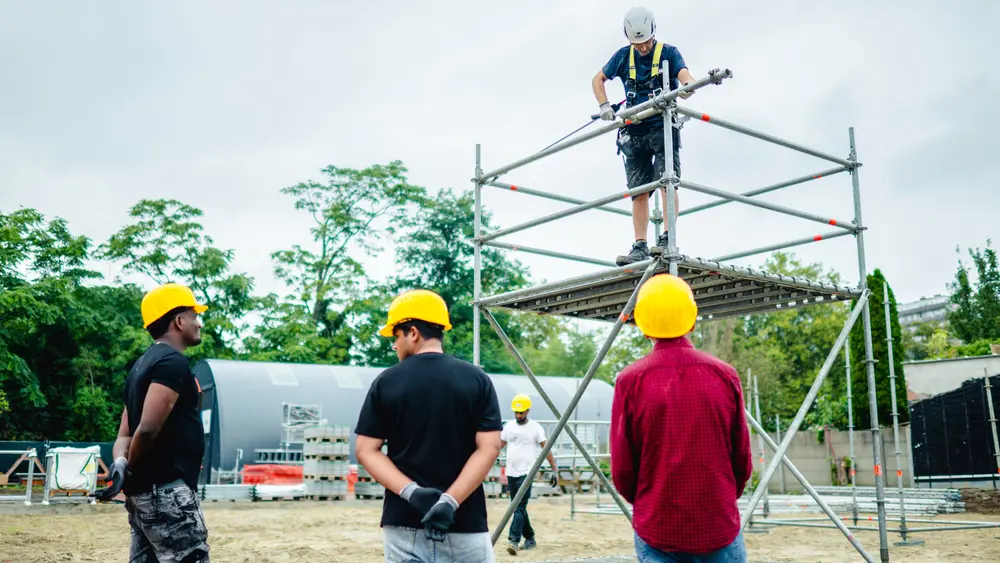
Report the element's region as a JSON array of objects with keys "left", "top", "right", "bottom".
[
  {"left": 399, "top": 482, "right": 444, "bottom": 518},
  {"left": 91, "top": 457, "right": 128, "bottom": 501},
  {"left": 549, "top": 475, "right": 558, "bottom": 488},
  {"left": 421, "top": 493, "right": 459, "bottom": 541}
]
